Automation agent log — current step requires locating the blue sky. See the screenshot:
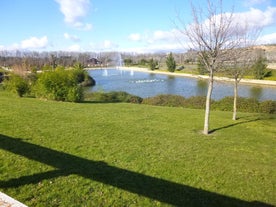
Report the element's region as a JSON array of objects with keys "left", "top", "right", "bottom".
[{"left": 0, "top": 0, "right": 276, "bottom": 53}]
